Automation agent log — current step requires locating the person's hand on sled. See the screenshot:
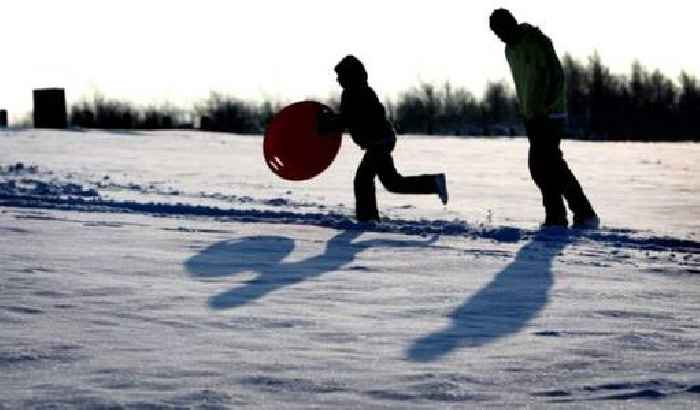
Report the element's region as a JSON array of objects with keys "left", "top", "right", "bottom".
[{"left": 317, "top": 106, "right": 342, "bottom": 136}]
